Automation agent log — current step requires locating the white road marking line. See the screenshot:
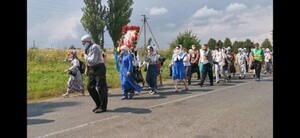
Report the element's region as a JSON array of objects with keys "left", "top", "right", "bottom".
[
  {"left": 37, "top": 80, "right": 256, "bottom": 138},
  {"left": 150, "top": 80, "right": 254, "bottom": 108}
]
